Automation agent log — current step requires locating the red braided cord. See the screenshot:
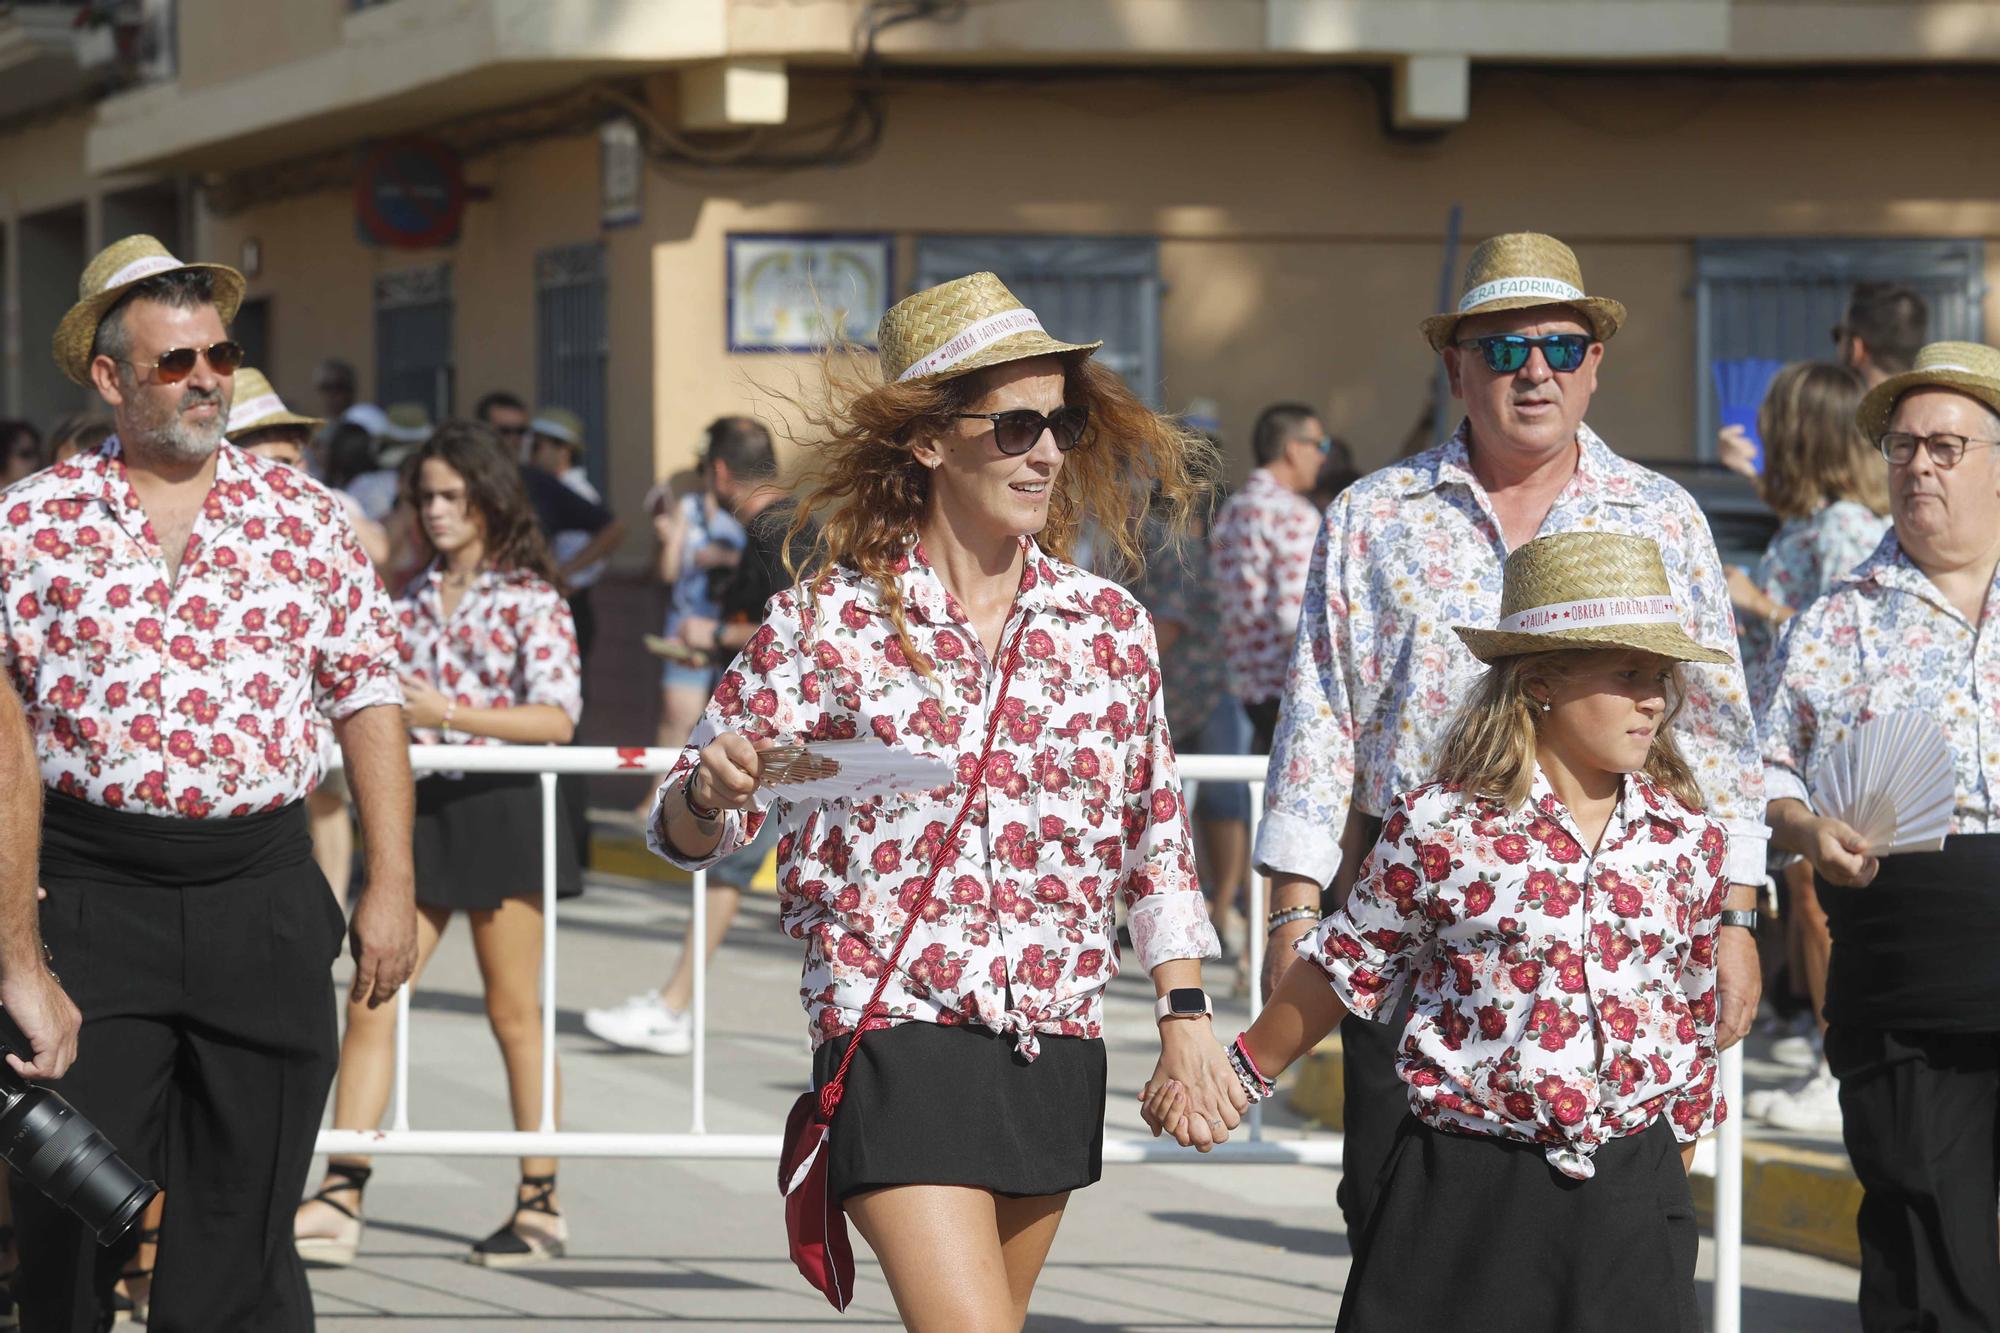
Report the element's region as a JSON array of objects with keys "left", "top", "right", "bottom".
[{"left": 817, "top": 613, "right": 1032, "bottom": 1120}]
